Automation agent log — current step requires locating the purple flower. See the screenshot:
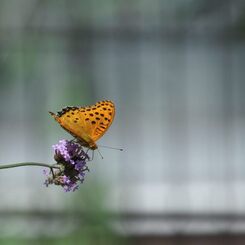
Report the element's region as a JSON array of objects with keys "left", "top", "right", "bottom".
[{"left": 44, "top": 140, "right": 90, "bottom": 192}]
